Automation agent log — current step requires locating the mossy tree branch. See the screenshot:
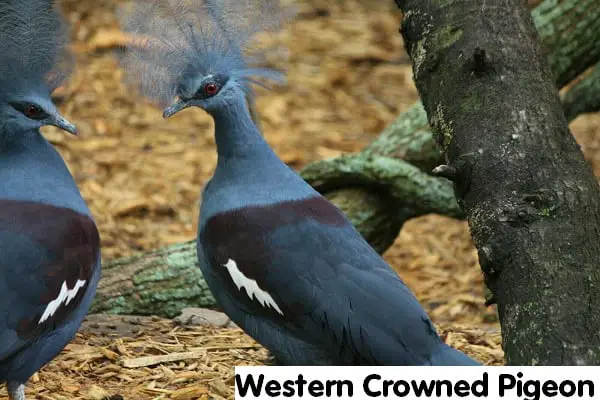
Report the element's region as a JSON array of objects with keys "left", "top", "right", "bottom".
[
  {"left": 563, "top": 62, "right": 600, "bottom": 121},
  {"left": 91, "top": 242, "right": 213, "bottom": 317}
]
